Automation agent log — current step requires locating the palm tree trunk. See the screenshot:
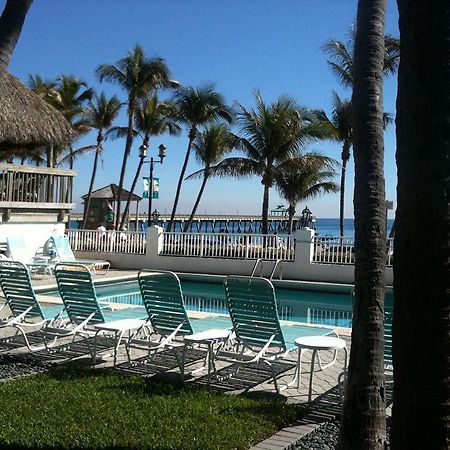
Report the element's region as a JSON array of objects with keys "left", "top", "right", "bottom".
[
  {"left": 116, "top": 103, "right": 136, "bottom": 229},
  {"left": 392, "top": 1, "right": 450, "bottom": 448},
  {"left": 288, "top": 205, "right": 295, "bottom": 234},
  {"left": 0, "top": 0, "right": 33, "bottom": 80},
  {"left": 184, "top": 174, "right": 208, "bottom": 232},
  {"left": 337, "top": 0, "right": 387, "bottom": 449},
  {"left": 82, "top": 132, "right": 102, "bottom": 229},
  {"left": 119, "top": 137, "right": 148, "bottom": 230},
  {"left": 339, "top": 141, "right": 351, "bottom": 236},
  {"left": 261, "top": 182, "right": 270, "bottom": 235},
  {"left": 167, "top": 126, "right": 196, "bottom": 232}
]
